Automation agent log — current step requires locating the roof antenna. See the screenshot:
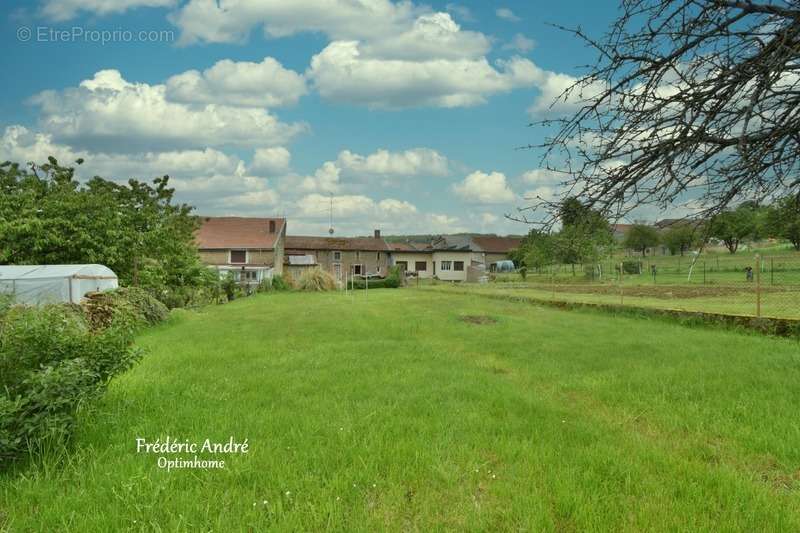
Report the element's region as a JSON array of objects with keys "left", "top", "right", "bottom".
[{"left": 328, "top": 193, "right": 335, "bottom": 235}]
